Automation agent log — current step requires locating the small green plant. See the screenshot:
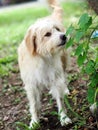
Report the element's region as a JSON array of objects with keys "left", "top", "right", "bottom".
[
  {"left": 16, "top": 121, "right": 40, "bottom": 130},
  {"left": 30, "top": 122, "right": 41, "bottom": 130},
  {"left": 16, "top": 122, "right": 31, "bottom": 130},
  {"left": 66, "top": 13, "right": 98, "bottom": 107},
  {"left": 0, "top": 55, "right": 17, "bottom": 77}
]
